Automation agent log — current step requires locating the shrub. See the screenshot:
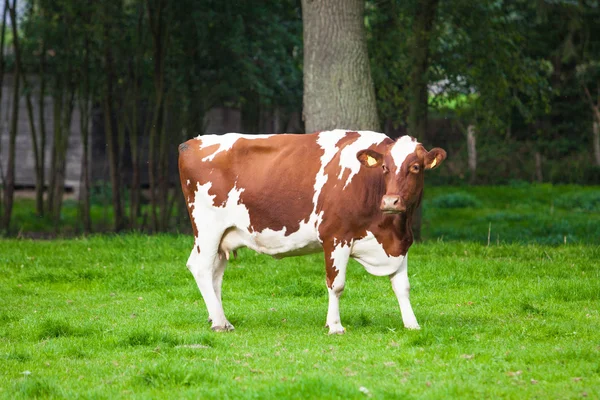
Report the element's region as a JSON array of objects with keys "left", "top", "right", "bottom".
[
  {"left": 429, "top": 192, "right": 481, "bottom": 209},
  {"left": 555, "top": 191, "right": 600, "bottom": 212}
]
